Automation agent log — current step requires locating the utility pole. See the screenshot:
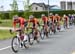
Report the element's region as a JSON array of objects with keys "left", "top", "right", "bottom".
[
  {"left": 48, "top": 0, "right": 49, "bottom": 17},
  {"left": 66, "top": 0, "right": 67, "bottom": 10},
  {"left": 71, "top": 0, "right": 73, "bottom": 10}
]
